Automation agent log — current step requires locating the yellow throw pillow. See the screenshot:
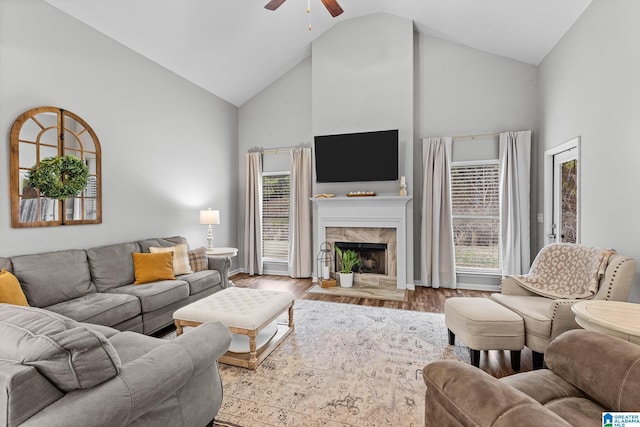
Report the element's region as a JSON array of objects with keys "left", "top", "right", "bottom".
[
  {"left": 132, "top": 252, "right": 176, "bottom": 285},
  {"left": 0, "top": 269, "right": 29, "bottom": 306},
  {"left": 149, "top": 244, "right": 193, "bottom": 275}
]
